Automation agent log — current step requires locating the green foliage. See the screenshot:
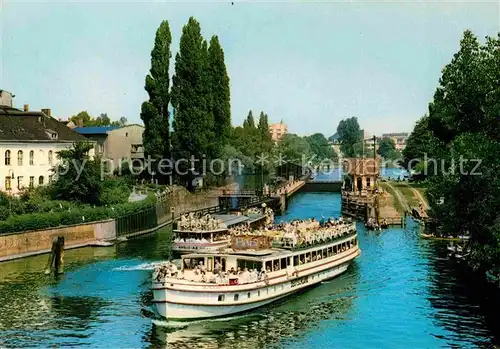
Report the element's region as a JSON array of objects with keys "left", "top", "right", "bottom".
[
  {"left": 141, "top": 20, "right": 172, "bottom": 162},
  {"left": 336, "top": 117, "right": 363, "bottom": 157},
  {"left": 276, "top": 134, "right": 312, "bottom": 164},
  {"left": 221, "top": 145, "right": 255, "bottom": 174},
  {"left": 257, "top": 112, "right": 273, "bottom": 155},
  {"left": 402, "top": 116, "right": 444, "bottom": 173},
  {"left": 0, "top": 197, "right": 156, "bottom": 235},
  {"left": 411, "top": 30, "right": 500, "bottom": 273},
  {"left": 377, "top": 138, "right": 401, "bottom": 160},
  {"left": 305, "top": 133, "right": 337, "bottom": 163},
  {"left": 51, "top": 142, "right": 102, "bottom": 205},
  {"left": 208, "top": 35, "right": 231, "bottom": 156},
  {"left": 70, "top": 111, "right": 122, "bottom": 127},
  {"left": 172, "top": 17, "right": 215, "bottom": 169},
  {"left": 100, "top": 178, "right": 133, "bottom": 205}
]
